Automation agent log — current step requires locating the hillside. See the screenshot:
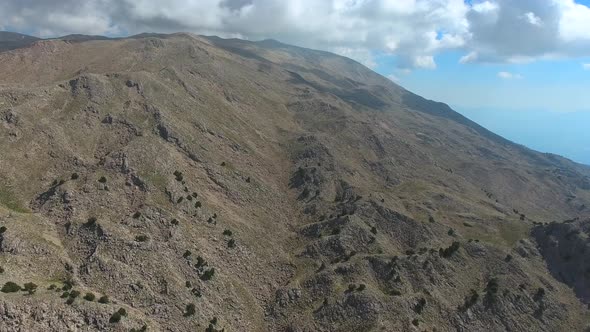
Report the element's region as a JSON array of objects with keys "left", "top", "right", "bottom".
[{"left": 0, "top": 32, "right": 589, "bottom": 332}]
